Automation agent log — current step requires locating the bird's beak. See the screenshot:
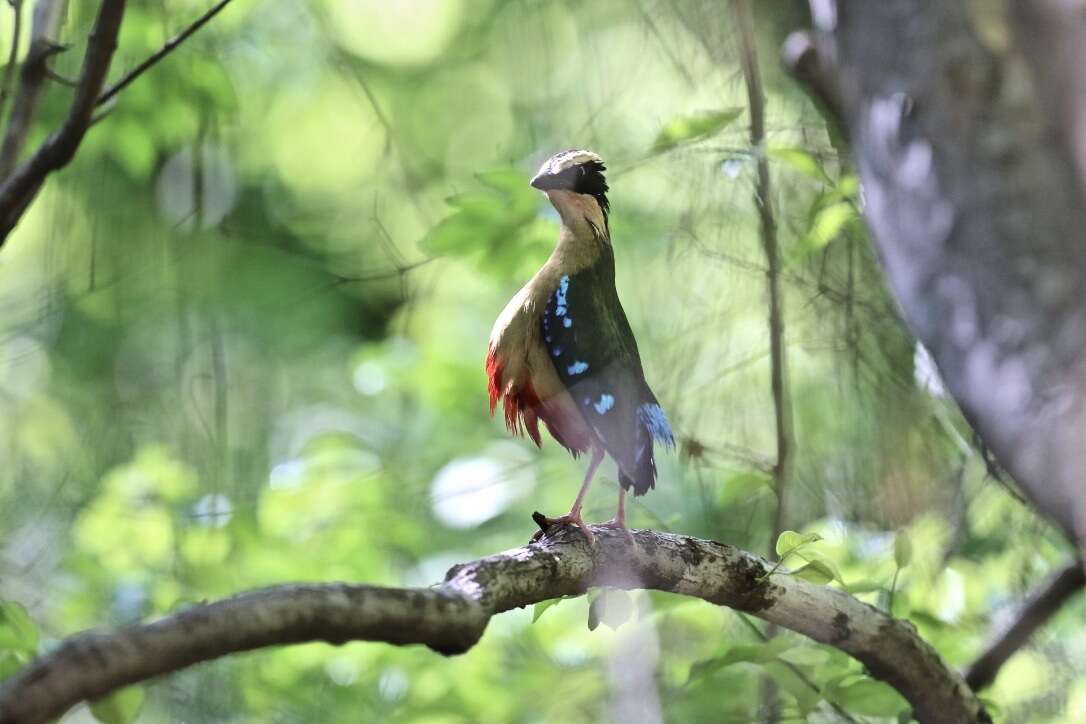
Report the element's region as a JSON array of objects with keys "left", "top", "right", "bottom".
[{"left": 529, "top": 172, "right": 548, "bottom": 190}]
